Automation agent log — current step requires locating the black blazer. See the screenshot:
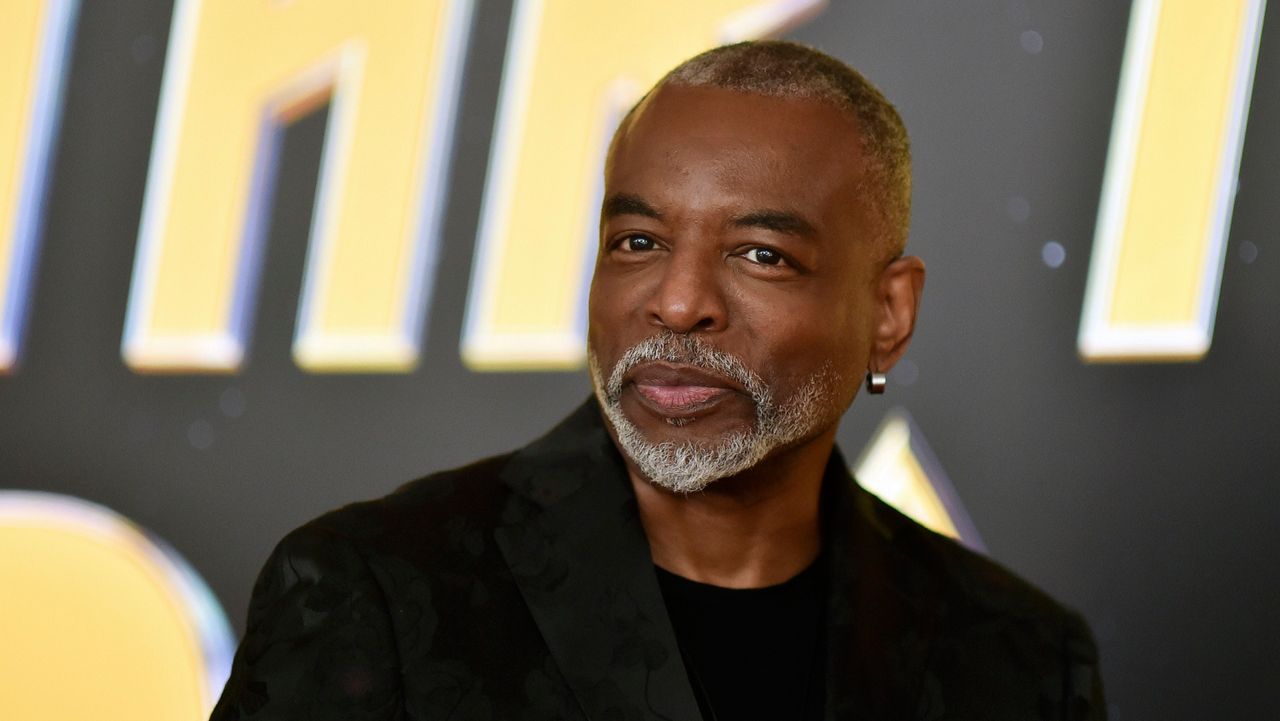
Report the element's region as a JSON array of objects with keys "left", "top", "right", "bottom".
[{"left": 211, "top": 400, "right": 1105, "bottom": 720}]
